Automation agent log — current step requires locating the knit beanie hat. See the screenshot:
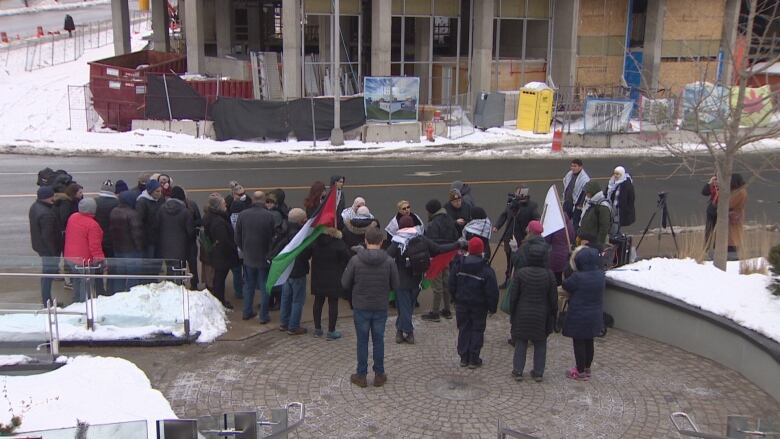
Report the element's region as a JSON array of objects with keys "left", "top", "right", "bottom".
[
  {"left": 425, "top": 199, "right": 442, "bottom": 215},
  {"left": 468, "top": 237, "right": 484, "bottom": 255},
  {"left": 527, "top": 220, "right": 543, "bottom": 235},
  {"left": 584, "top": 180, "right": 601, "bottom": 195},
  {"left": 146, "top": 179, "right": 161, "bottom": 194},
  {"left": 207, "top": 193, "right": 223, "bottom": 210},
  {"left": 119, "top": 190, "right": 136, "bottom": 208},
  {"left": 100, "top": 179, "right": 114, "bottom": 192},
  {"left": 356, "top": 205, "right": 371, "bottom": 216},
  {"left": 37, "top": 186, "right": 54, "bottom": 200},
  {"left": 171, "top": 186, "right": 186, "bottom": 202},
  {"left": 115, "top": 179, "right": 128, "bottom": 194},
  {"left": 78, "top": 198, "right": 97, "bottom": 215},
  {"left": 398, "top": 214, "right": 415, "bottom": 229},
  {"left": 471, "top": 206, "right": 487, "bottom": 220},
  {"left": 449, "top": 188, "right": 462, "bottom": 201}
]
